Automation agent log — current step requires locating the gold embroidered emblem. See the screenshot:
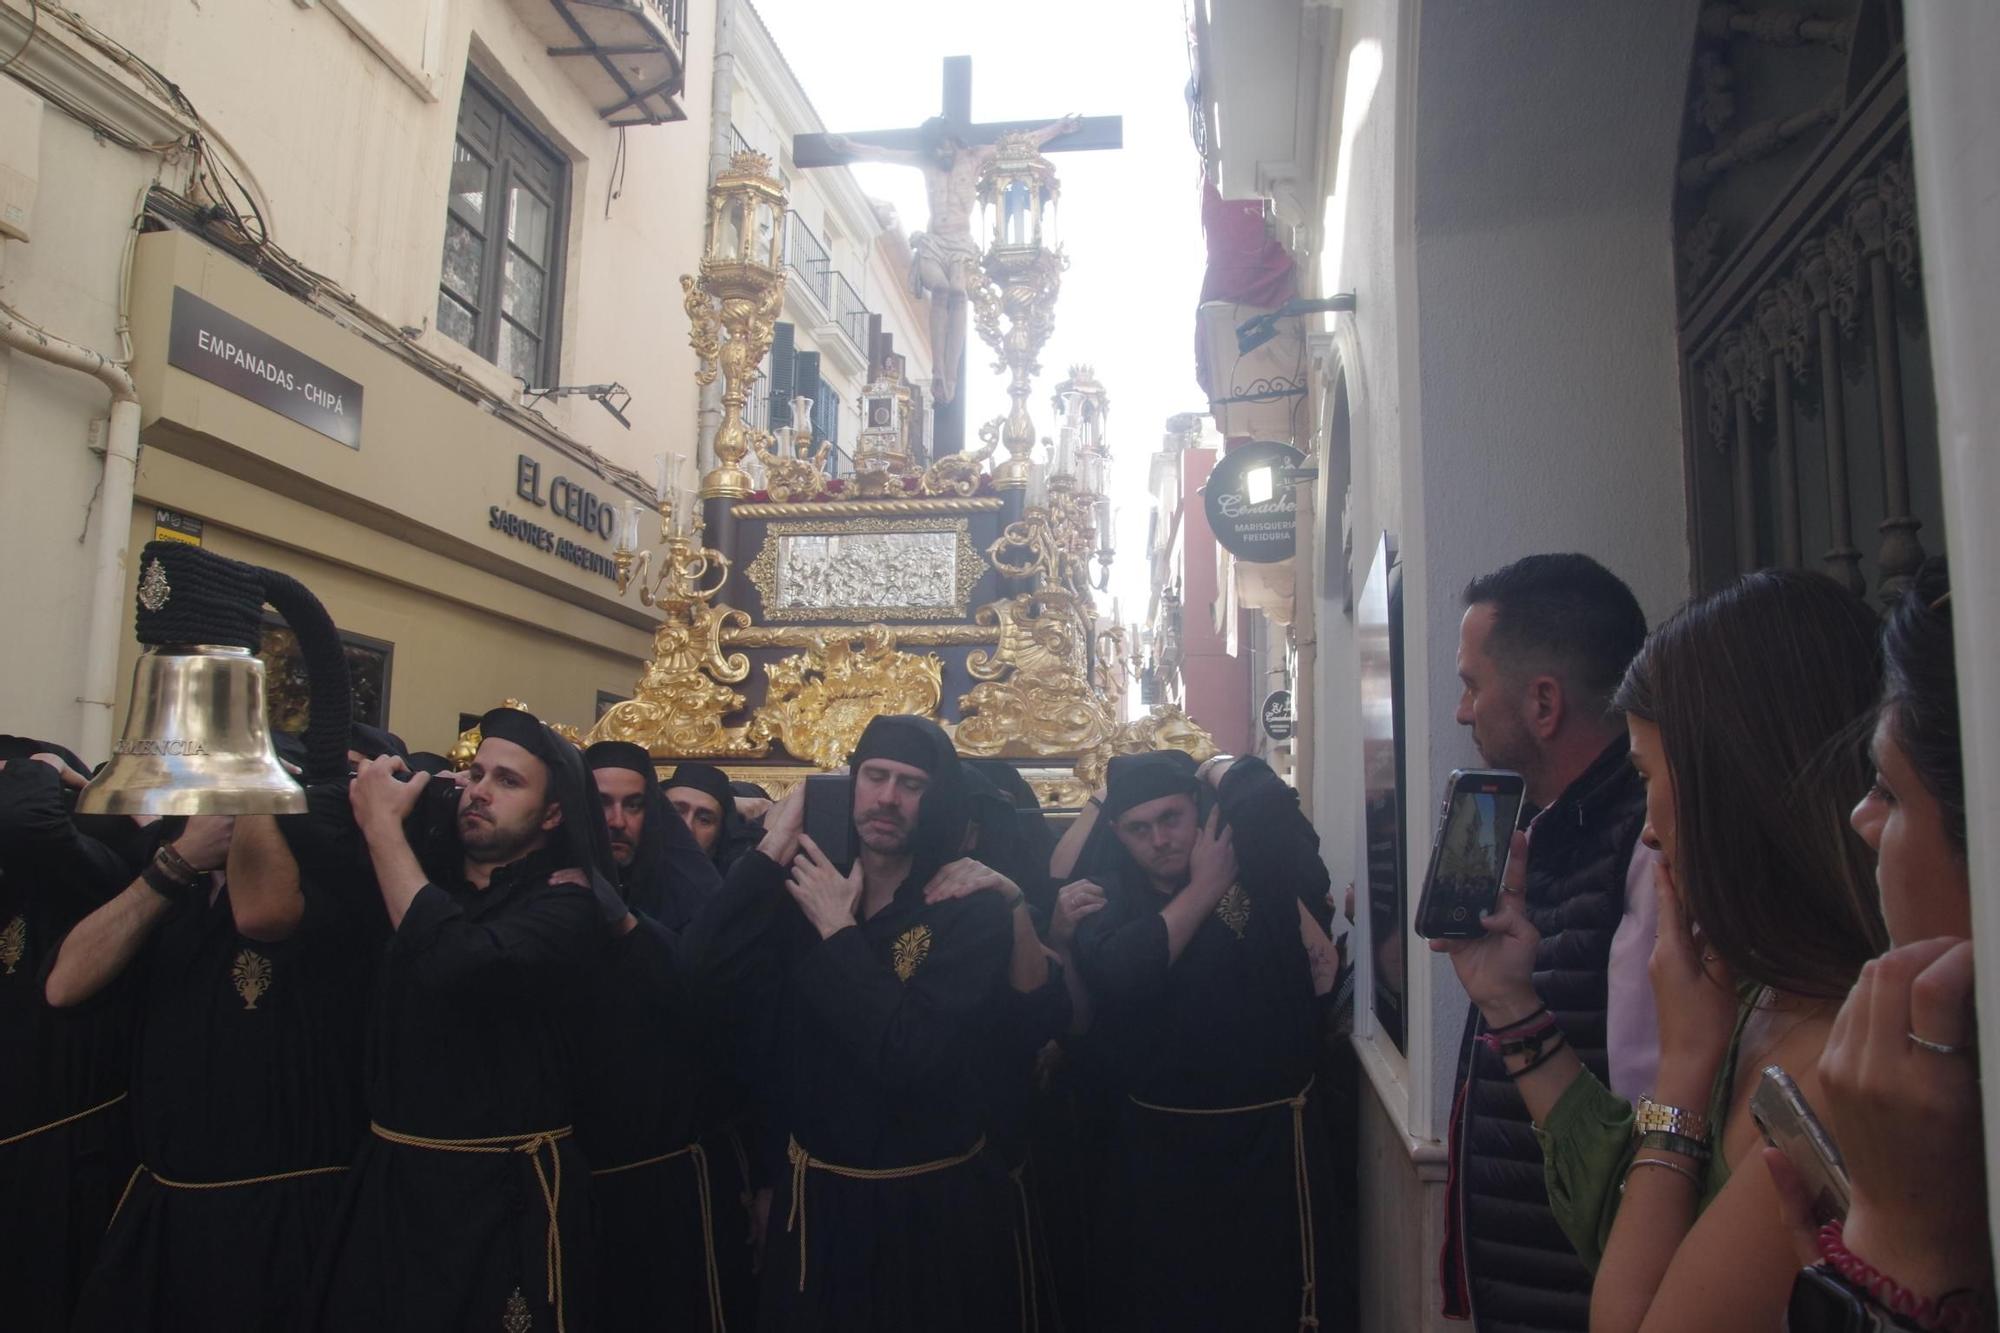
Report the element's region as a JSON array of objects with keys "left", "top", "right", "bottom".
[
  {"left": 231, "top": 949, "right": 273, "bottom": 1009},
  {"left": 891, "top": 925, "right": 933, "bottom": 982},
  {"left": 1216, "top": 884, "right": 1251, "bottom": 939},
  {"left": 0, "top": 915, "right": 25, "bottom": 974},
  {"left": 501, "top": 1287, "right": 532, "bottom": 1333},
  {"left": 137, "top": 557, "right": 172, "bottom": 612}
]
